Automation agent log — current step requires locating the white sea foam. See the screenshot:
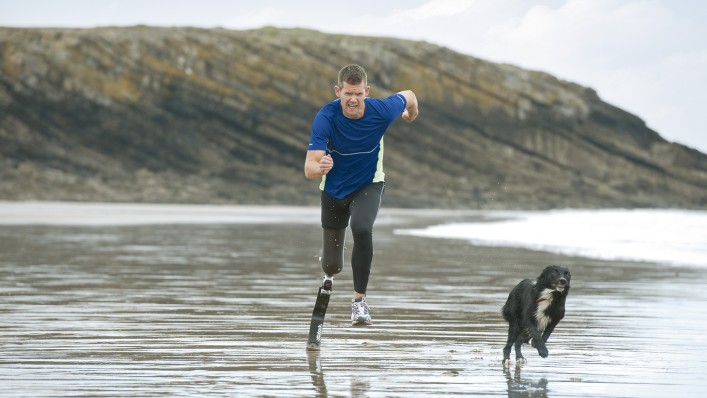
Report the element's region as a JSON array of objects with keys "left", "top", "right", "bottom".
[{"left": 395, "top": 209, "right": 707, "bottom": 268}]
